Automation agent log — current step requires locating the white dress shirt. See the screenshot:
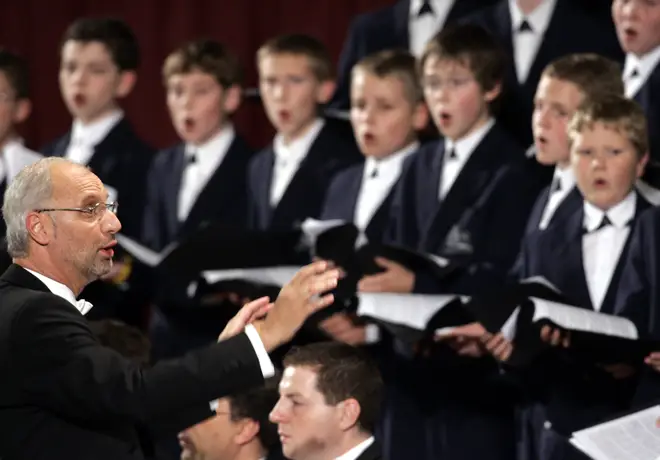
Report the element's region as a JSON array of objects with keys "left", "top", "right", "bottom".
[
  {"left": 582, "top": 191, "right": 636, "bottom": 312},
  {"left": 335, "top": 436, "right": 375, "bottom": 460},
  {"left": 178, "top": 124, "right": 236, "bottom": 221},
  {"left": 355, "top": 142, "right": 419, "bottom": 231},
  {"left": 0, "top": 138, "right": 42, "bottom": 184},
  {"left": 409, "top": 0, "right": 455, "bottom": 57},
  {"left": 439, "top": 118, "right": 495, "bottom": 200},
  {"left": 509, "top": 0, "right": 557, "bottom": 83},
  {"left": 538, "top": 166, "right": 576, "bottom": 230},
  {"left": 23, "top": 268, "right": 94, "bottom": 315},
  {"left": 65, "top": 109, "right": 124, "bottom": 166},
  {"left": 623, "top": 45, "right": 660, "bottom": 98},
  {"left": 270, "top": 118, "right": 325, "bottom": 207}
]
